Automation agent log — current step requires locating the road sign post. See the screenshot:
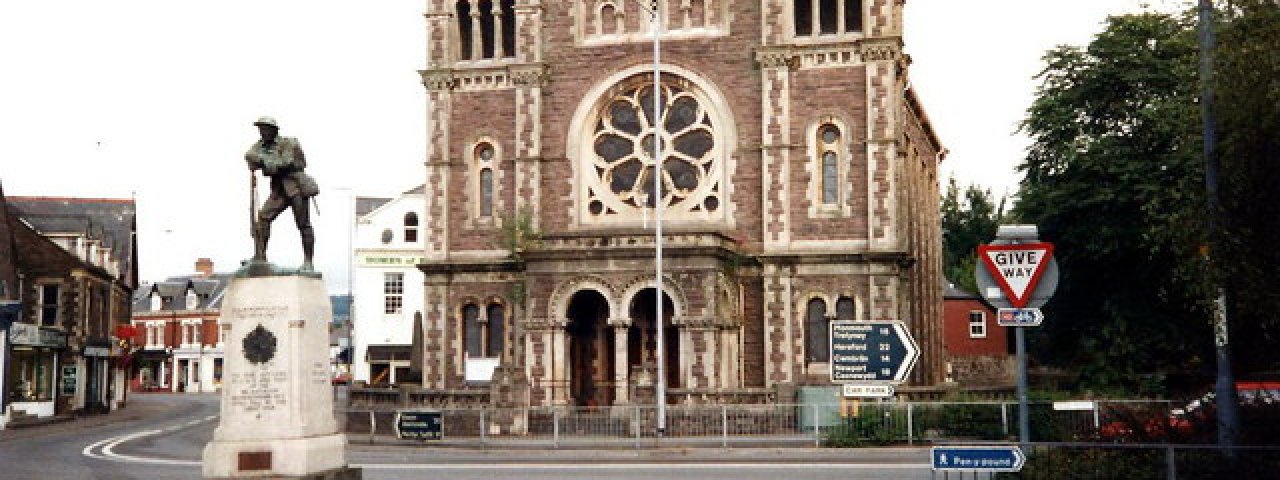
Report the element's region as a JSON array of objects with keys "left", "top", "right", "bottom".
[{"left": 975, "top": 225, "right": 1060, "bottom": 448}]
